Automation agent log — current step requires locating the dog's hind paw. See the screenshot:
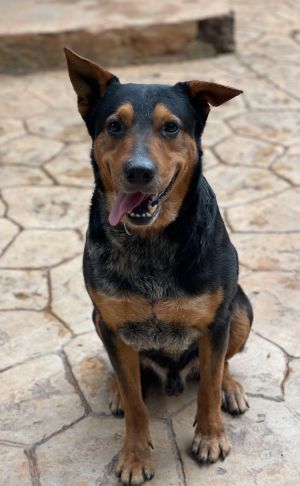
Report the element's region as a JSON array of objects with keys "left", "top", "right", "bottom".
[
  {"left": 107, "top": 375, "right": 124, "bottom": 417},
  {"left": 222, "top": 380, "right": 249, "bottom": 415}
]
